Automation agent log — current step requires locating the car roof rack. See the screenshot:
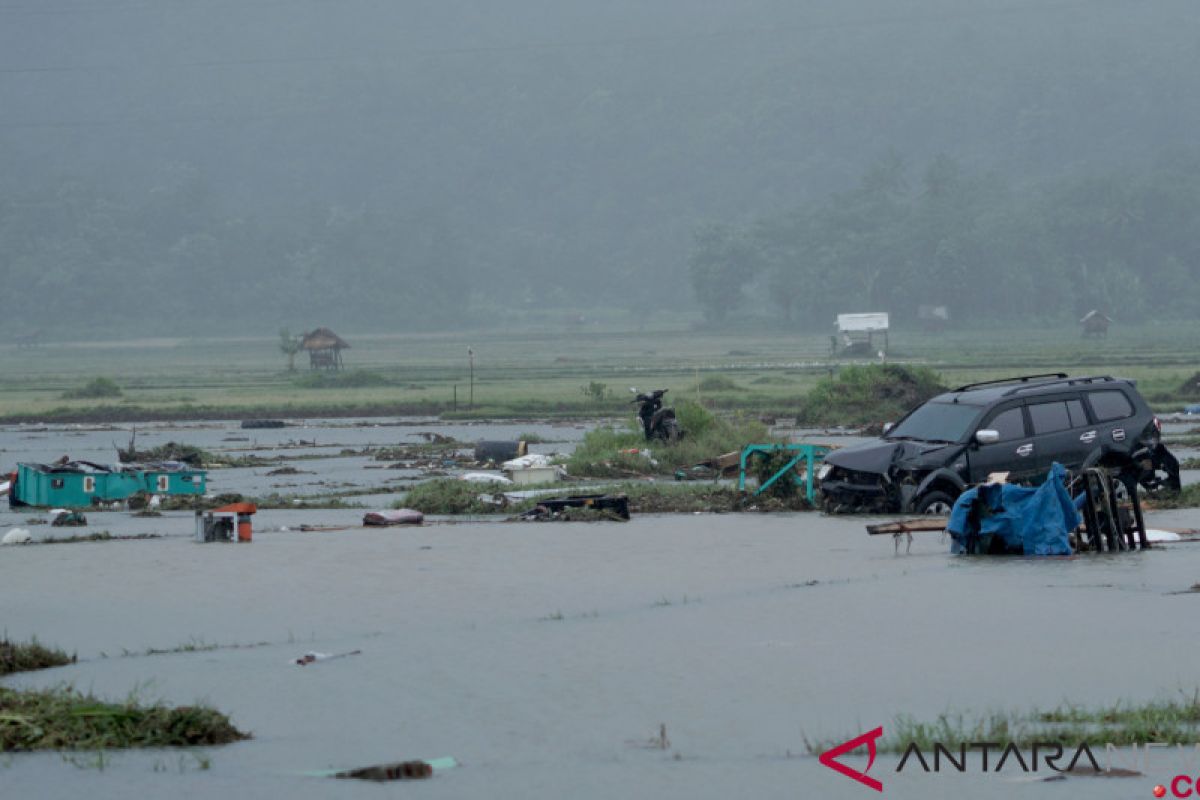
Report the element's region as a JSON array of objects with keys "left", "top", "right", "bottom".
[
  {"left": 1002, "top": 375, "right": 1117, "bottom": 396},
  {"left": 952, "top": 373, "right": 1068, "bottom": 393}
]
